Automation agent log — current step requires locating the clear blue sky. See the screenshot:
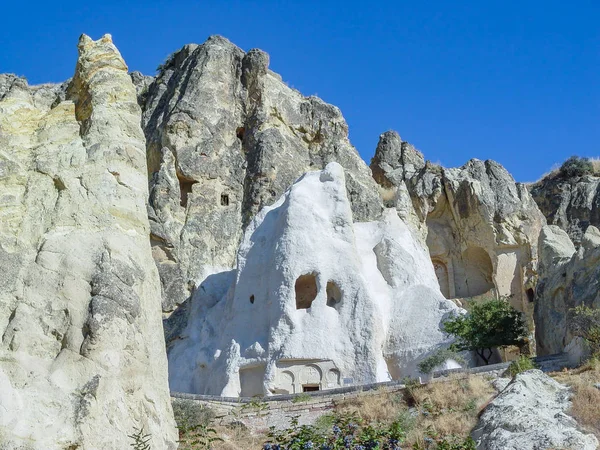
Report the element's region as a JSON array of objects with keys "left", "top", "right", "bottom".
[{"left": 1, "top": 1, "right": 598, "bottom": 182}]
